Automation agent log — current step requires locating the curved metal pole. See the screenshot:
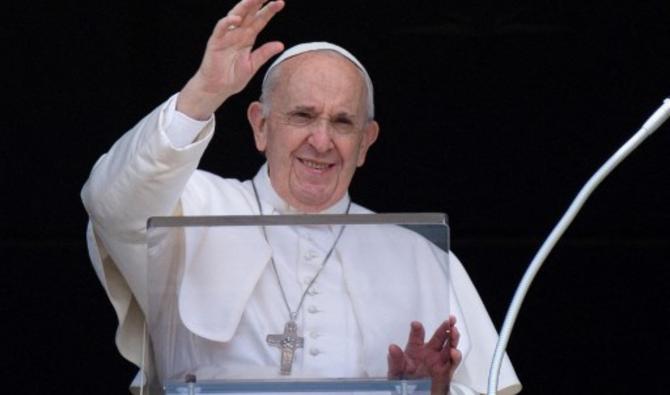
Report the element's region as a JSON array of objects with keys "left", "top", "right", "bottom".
[{"left": 487, "top": 98, "right": 670, "bottom": 394}]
